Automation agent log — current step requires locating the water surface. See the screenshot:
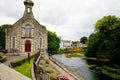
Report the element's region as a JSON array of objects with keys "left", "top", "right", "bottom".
[{"left": 52, "top": 54, "right": 100, "bottom": 80}]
